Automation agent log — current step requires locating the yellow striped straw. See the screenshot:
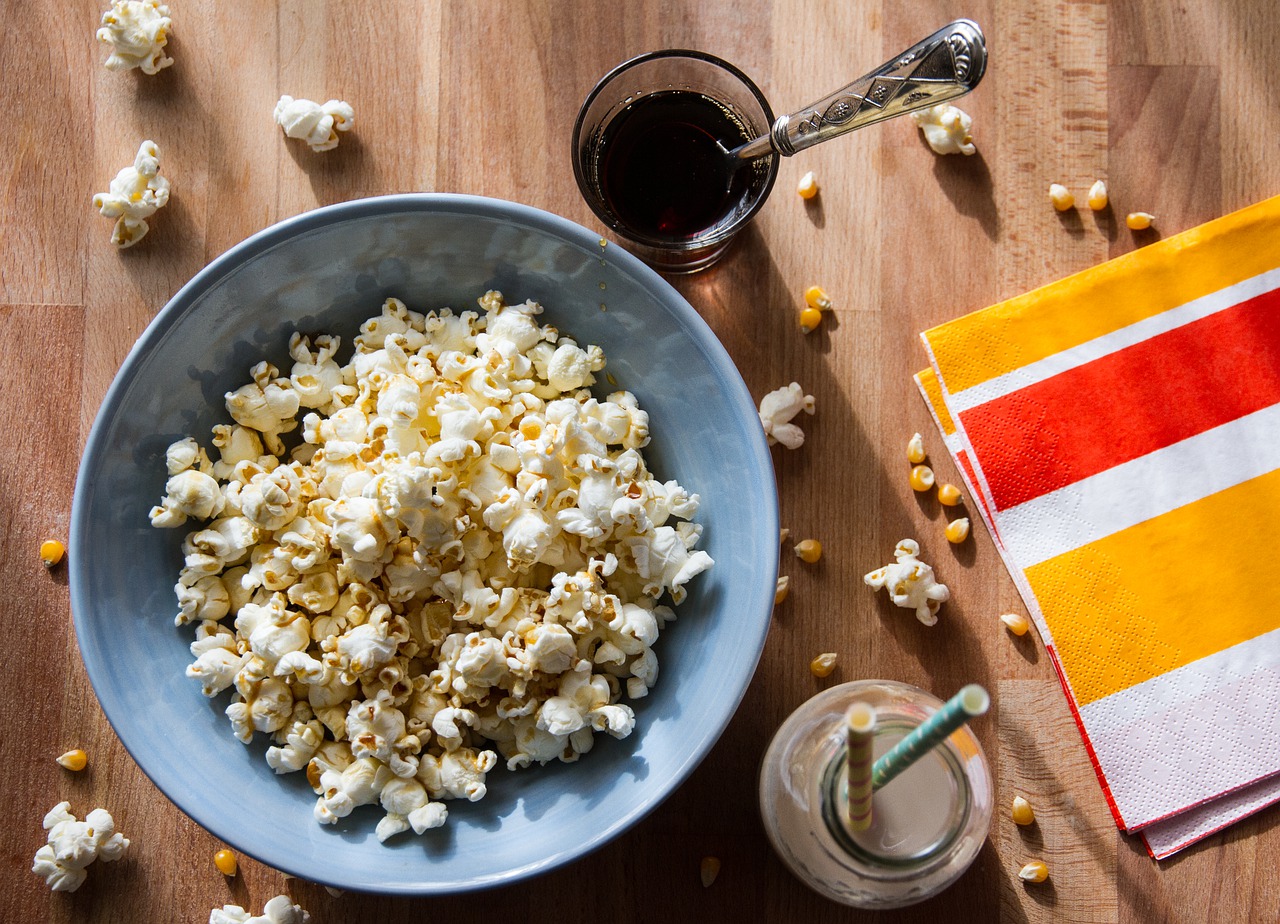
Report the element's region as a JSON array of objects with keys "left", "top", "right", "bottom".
[
  {"left": 845, "top": 701, "right": 877, "bottom": 831},
  {"left": 871, "top": 684, "right": 990, "bottom": 791}
]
